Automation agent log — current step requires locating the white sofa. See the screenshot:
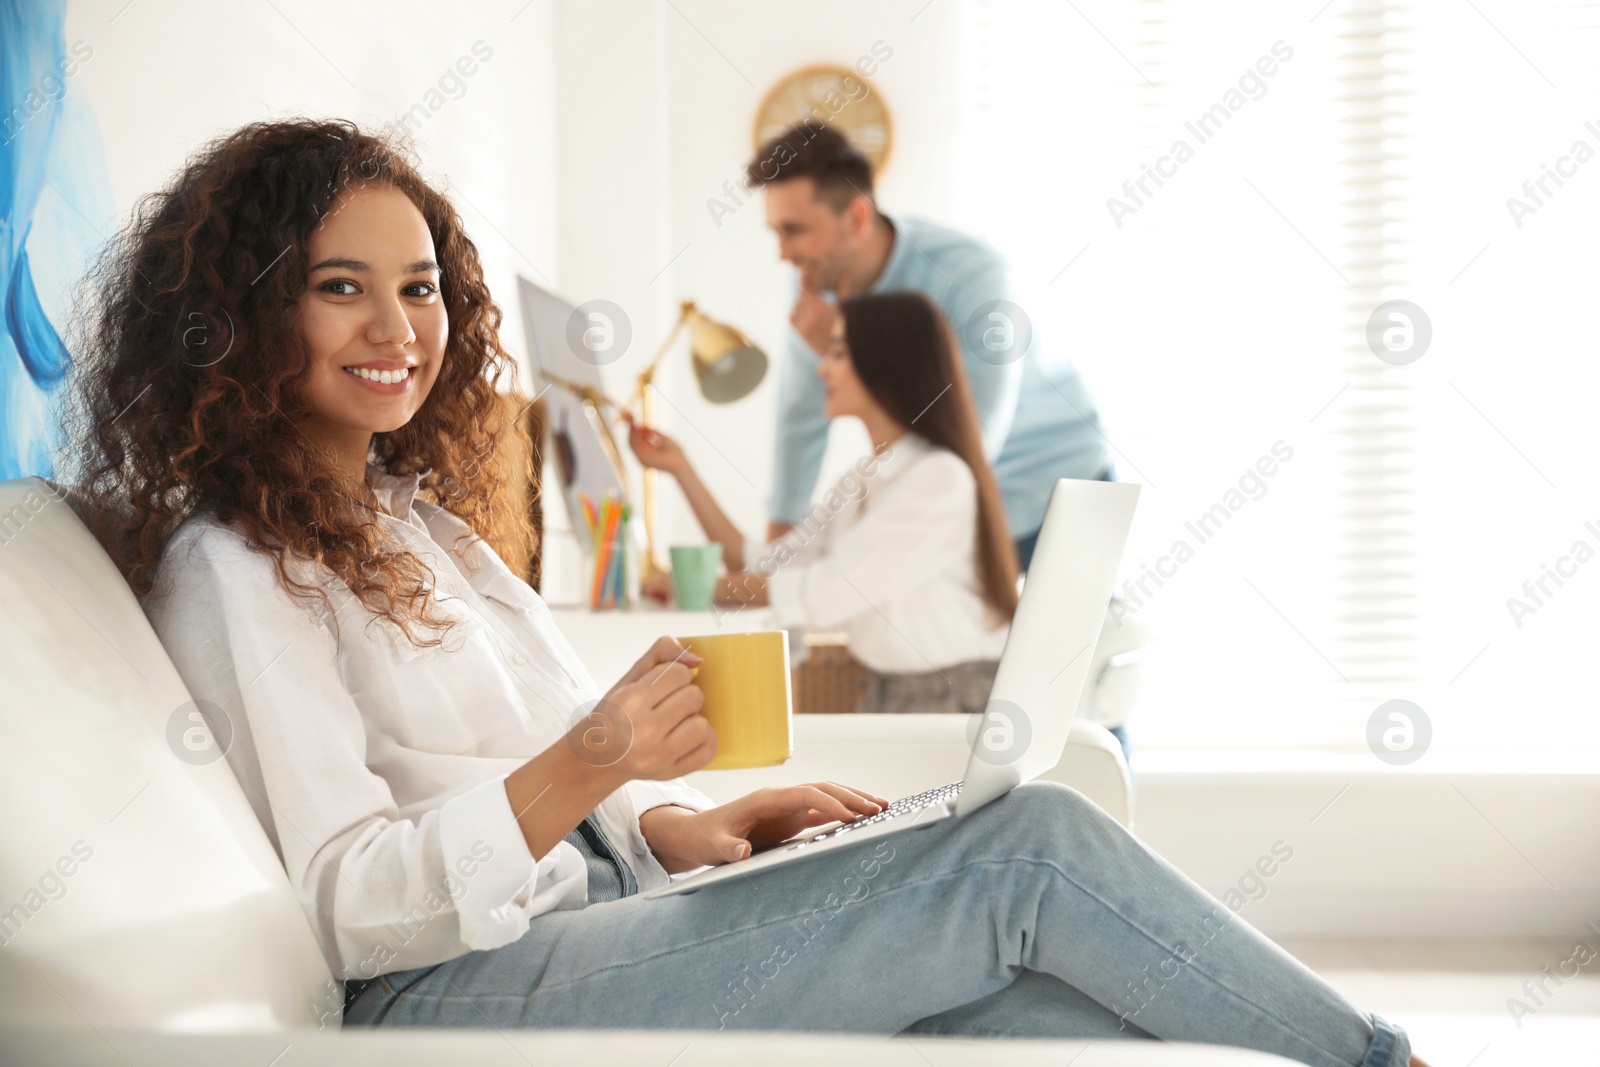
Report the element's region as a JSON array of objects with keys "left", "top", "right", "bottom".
[{"left": 0, "top": 475, "right": 1295, "bottom": 1065}]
